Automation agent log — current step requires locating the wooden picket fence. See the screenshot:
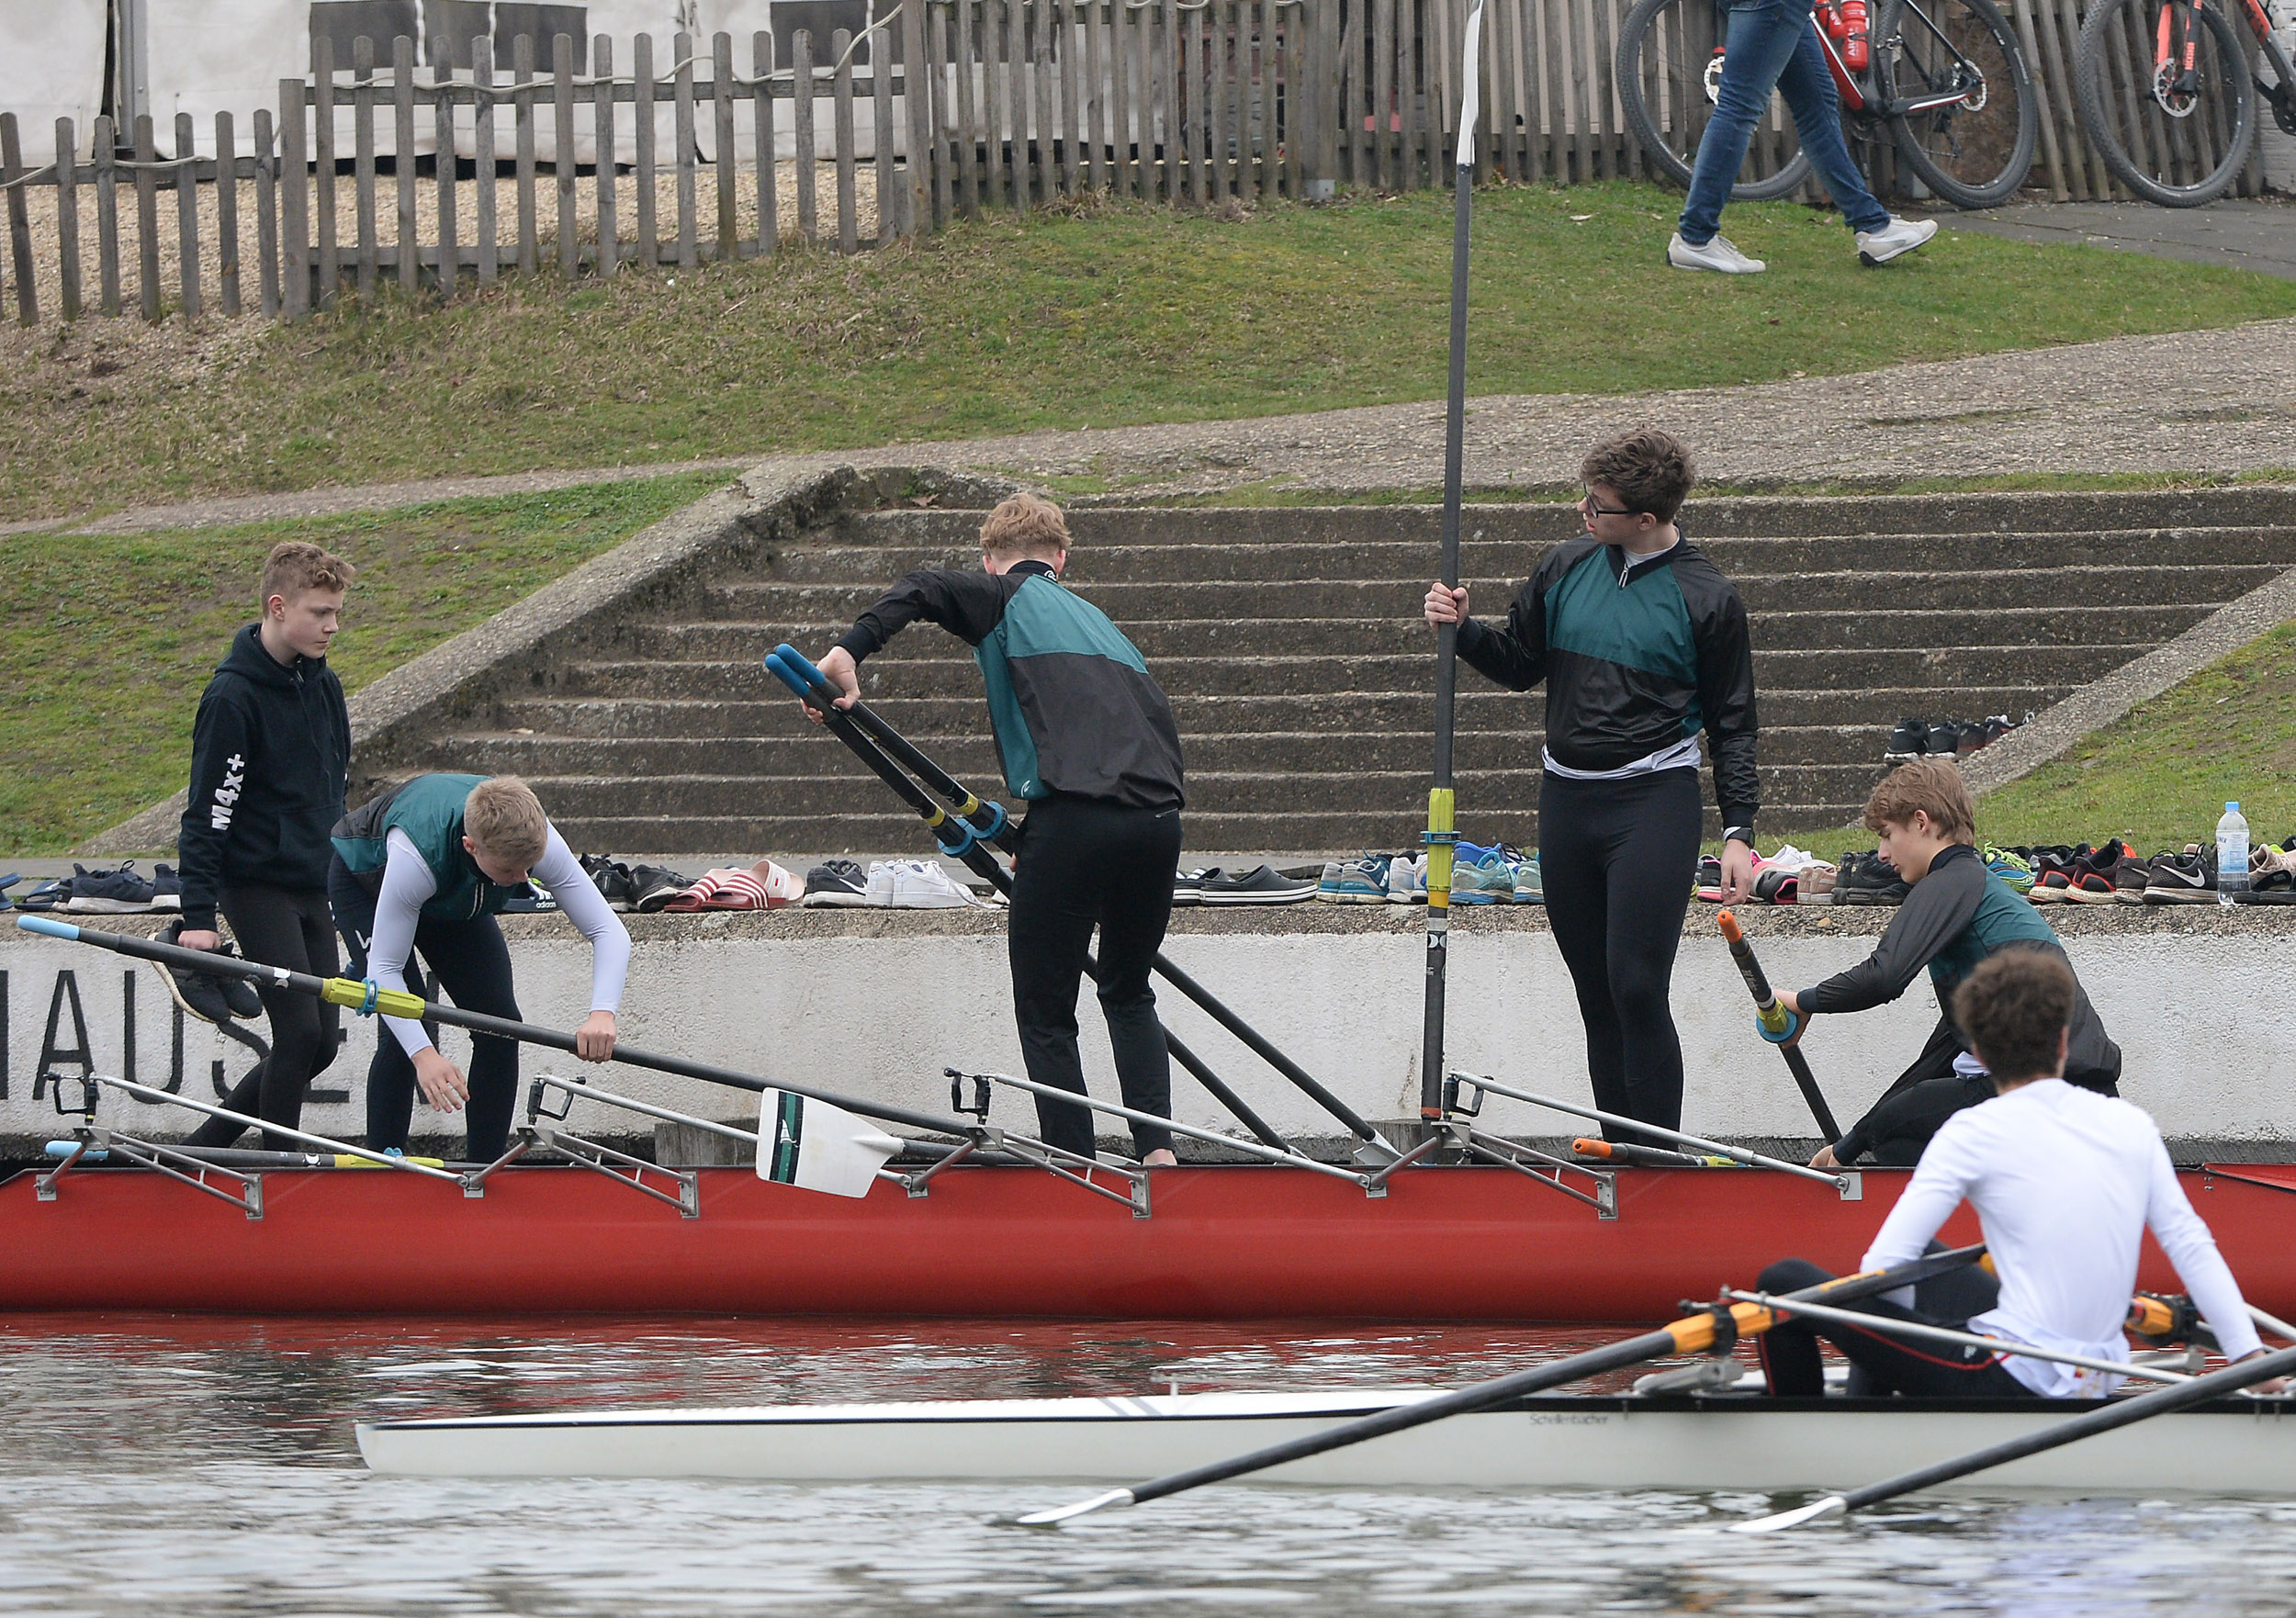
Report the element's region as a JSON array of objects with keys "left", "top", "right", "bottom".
[{"left": 0, "top": 0, "right": 2270, "bottom": 328}]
